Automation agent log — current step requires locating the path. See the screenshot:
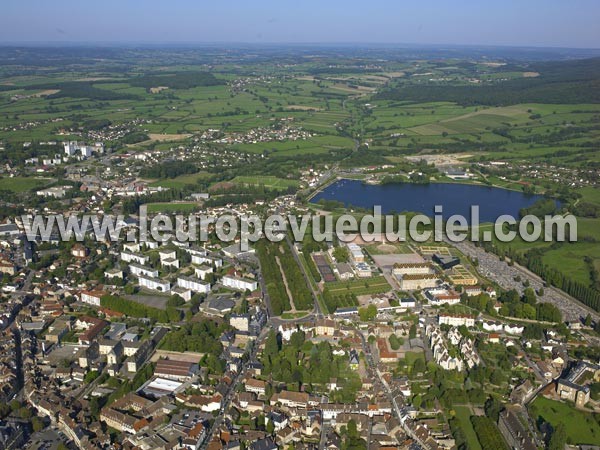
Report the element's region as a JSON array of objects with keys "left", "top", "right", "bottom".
[{"left": 275, "top": 255, "right": 297, "bottom": 313}]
